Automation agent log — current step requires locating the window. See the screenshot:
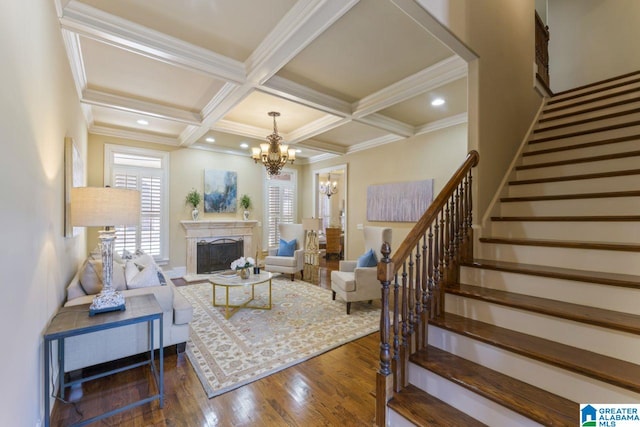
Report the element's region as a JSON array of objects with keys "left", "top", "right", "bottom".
[
  {"left": 263, "top": 169, "right": 297, "bottom": 248},
  {"left": 104, "top": 145, "right": 169, "bottom": 262}
]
